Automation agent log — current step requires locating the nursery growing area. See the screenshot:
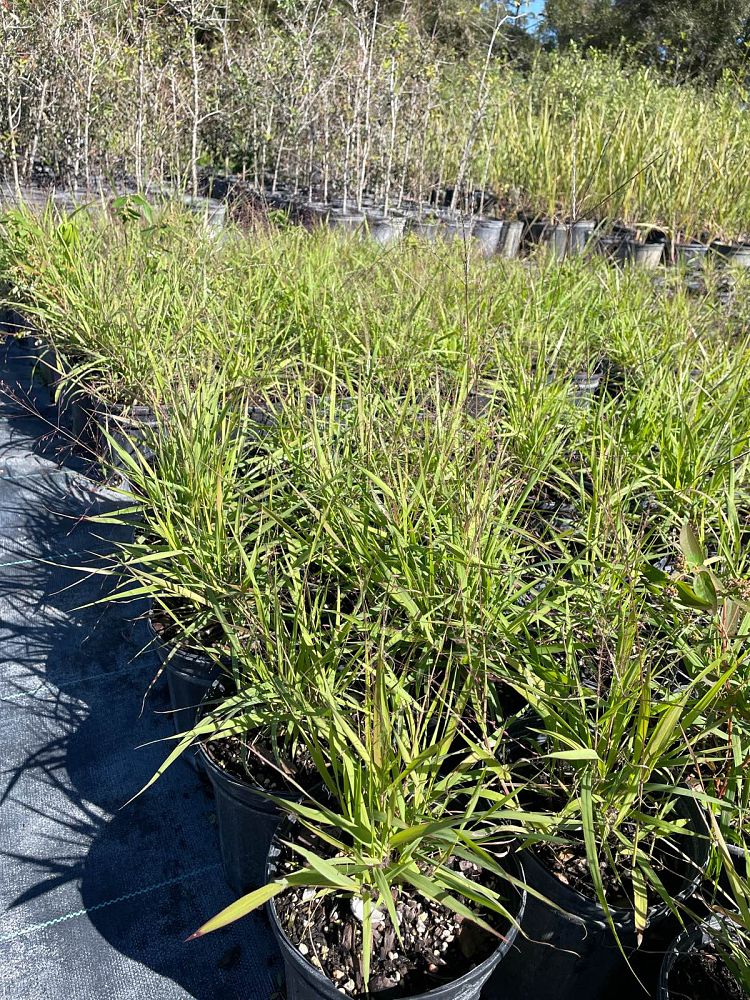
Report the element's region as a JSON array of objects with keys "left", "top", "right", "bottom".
[{"left": 0, "top": 201, "right": 748, "bottom": 1000}]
